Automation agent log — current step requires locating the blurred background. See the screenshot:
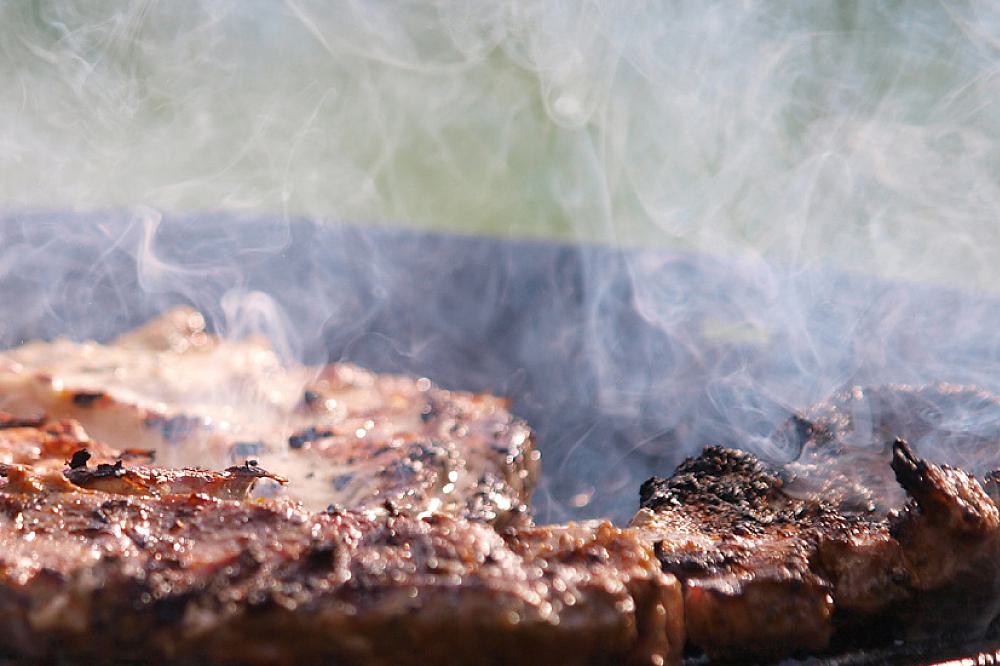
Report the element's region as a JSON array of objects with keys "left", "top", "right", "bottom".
[{"left": 3, "top": 1, "right": 1000, "bottom": 289}]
